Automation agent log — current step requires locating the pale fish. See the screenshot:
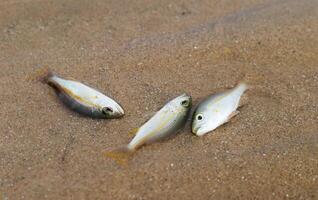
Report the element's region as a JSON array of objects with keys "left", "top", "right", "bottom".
[
  {"left": 42, "top": 71, "right": 124, "bottom": 118},
  {"left": 192, "top": 83, "right": 248, "bottom": 136},
  {"left": 106, "top": 94, "right": 192, "bottom": 164}
]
